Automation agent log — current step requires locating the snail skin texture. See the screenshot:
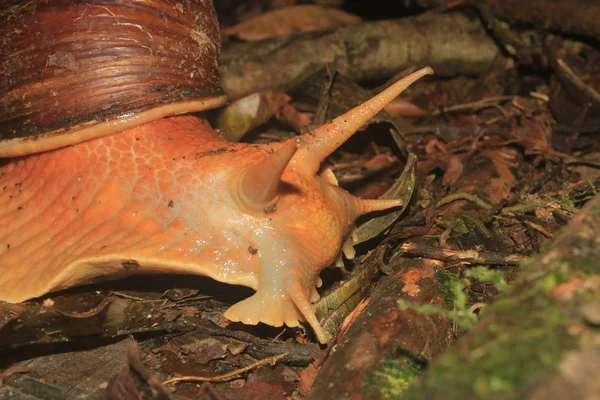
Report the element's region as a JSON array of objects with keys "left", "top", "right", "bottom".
[
  {"left": 0, "top": 68, "right": 433, "bottom": 343},
  {"left": 0, "top": 0, "right": 433, "bottom": 344}
]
